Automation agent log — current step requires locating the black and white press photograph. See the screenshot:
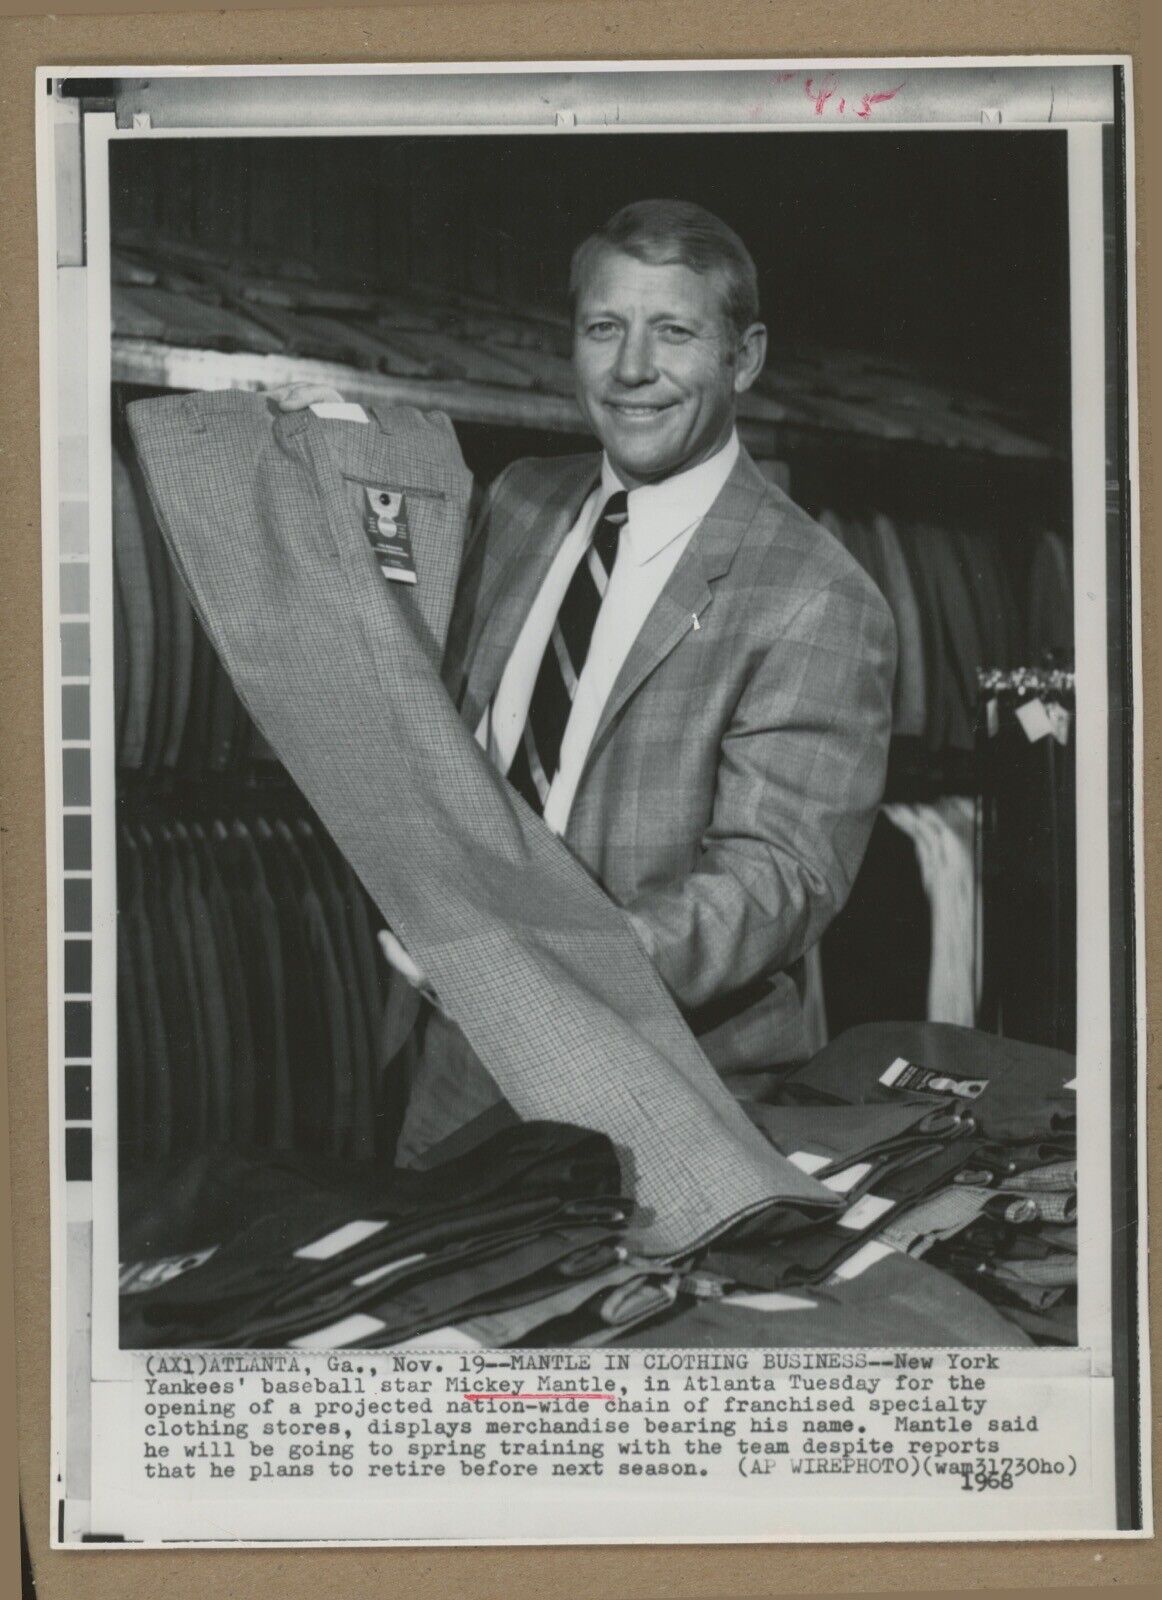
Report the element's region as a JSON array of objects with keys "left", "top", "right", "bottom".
[{"left": 36, "top": 59, "right": 1143, "bottom": 1543}]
